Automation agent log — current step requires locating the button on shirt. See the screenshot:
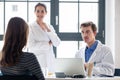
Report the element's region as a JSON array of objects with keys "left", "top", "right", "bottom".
[{"left": 85, "top": 41, "right": 98, "bottom": 62}]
